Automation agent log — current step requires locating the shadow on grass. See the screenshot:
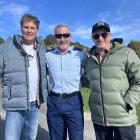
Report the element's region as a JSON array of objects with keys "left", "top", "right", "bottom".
[{"left": 0, "top": 117, "right": 50, "bottom": 140}]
